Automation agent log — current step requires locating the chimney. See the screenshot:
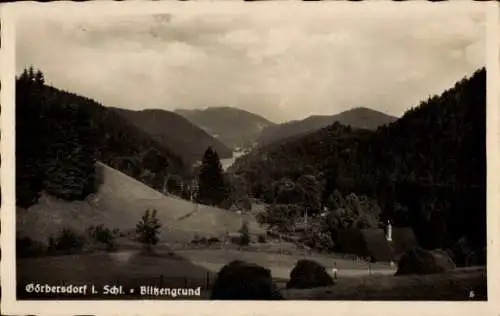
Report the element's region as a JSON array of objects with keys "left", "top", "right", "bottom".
[{"left": 386, "top": 220, "right": 392, "bottom": 242}]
